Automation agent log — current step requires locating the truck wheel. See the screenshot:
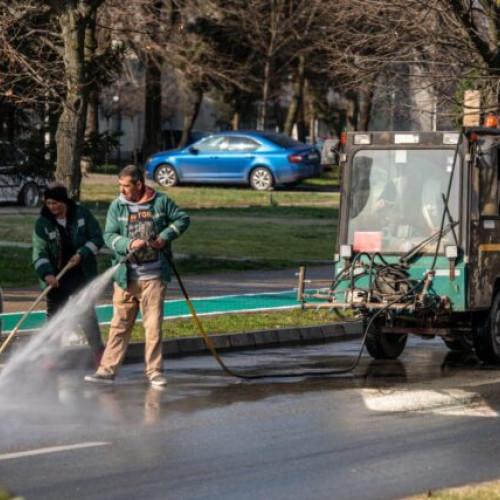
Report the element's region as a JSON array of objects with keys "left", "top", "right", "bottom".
[
  {"left": 443, "top": 331, "right": 474, "bottom": 352},
  {"left": 365, "top": 319, "right": 408, "bottom": 359},
  {"left": 474, "top": 293, "right": 500, "bottom": 364}
]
